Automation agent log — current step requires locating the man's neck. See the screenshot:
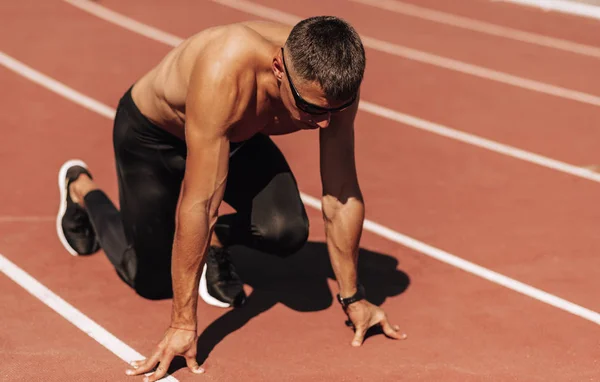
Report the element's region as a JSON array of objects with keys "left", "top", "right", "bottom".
[{"left": 257, "top": 50, "right": 285, "bottom": 116}]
